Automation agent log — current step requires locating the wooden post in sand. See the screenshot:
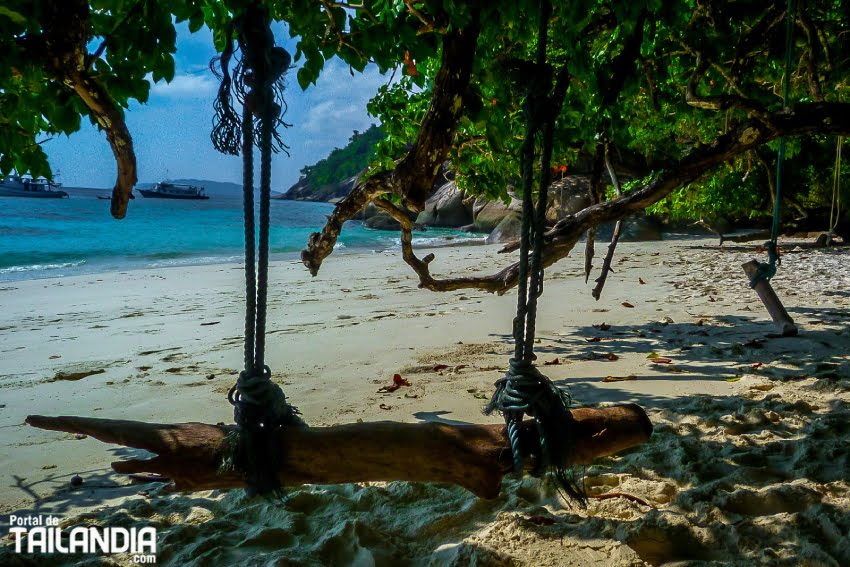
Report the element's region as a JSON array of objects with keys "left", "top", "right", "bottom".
[
  {"left": 27, "top": 404, "right": 651, "bottom": 499},
  {"left": 742, "top": 260, "right": 798, "bottom": 337}
]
